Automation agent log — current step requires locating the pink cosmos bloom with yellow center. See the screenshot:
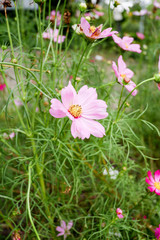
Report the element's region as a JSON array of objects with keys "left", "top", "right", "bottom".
[
  {"left": 46, "top": 10, "right": 61, "bottom": 26},
  {"left": 0, "top": 83, "right": 6, "bottom": 91},
  {"left": 155, "top": 225, "right": 160, "bottom": 239},
  {"left": 146, "top": 170, "right": 160, "bottom": 195},
  {"left": 43, "top": 28, "right": 65, "bottom": 43},
  {"left": 116, "top": 208, "right": 124, "bottom": 219},
  {"left": 56, "top": 220, "right": 73, "bottom": 239},
  {"left": 136, "top": 32, "right": 145, "bottom": 40},
  {"left": 80, "top": 17, "right": 118, "bottom": 40},
  {"left": 49, "top": 81, "right": 108, "bottom": 140},
  {"left": 112, "top": 35, "right": 142, "bottom": 53},
  {"left": 112, "top": 55, "right": 138, "bottom": 96}
]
